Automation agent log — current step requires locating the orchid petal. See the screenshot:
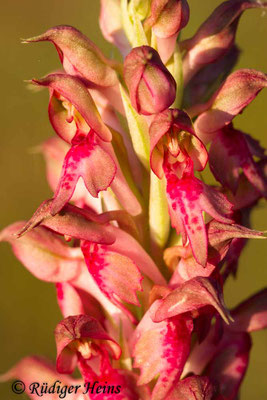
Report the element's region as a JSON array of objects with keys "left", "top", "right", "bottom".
[
  {"left": 51, "top": 134, "right": 116, "bottom": 214},
  {"left": 31, "top": 73, "right": 112, "bottom": 142},
  {"left": 195, "top": 69, "right": 267, "bottom": 138},
  {"left": 81, "top": 241, "right": 143, "bottom": 307},
  {"left": 206, "top": 220, "right": 266, "bottom": 248},
  {"left": 182, "top": 0, "right": 267, "bottom": 84},
  {"left": 210, "top": 126, "right": 267, "bottom": 196},
  {"left": 48, "top": 92, "right": 76, "bottom": 143},
  {"left": 165, "top": 375, "right": 216, "bottom": 400},
  {"left": 165, "top": 169, "right": 233, "bottom": 266},
  {"left": 55, "top": 315, "right": 121, "bottom": 374},
  {"left": 0, "top": 222, "right": 82, "bottom": 282},
  {"left": 56, "top": 282, "right": 104, "bottom": 322},
  {"left": 184, "top": 45, "right": 240, "bottom": 109},
  {"left": 206, "top": 332, "right": 251, "bottom": 400},
  {"left": 108, "top": 225, "right": 166, "bottom": 285},
  {"left": 0, "top": 356, "right": 84, "bottom": 400},
  {"left": 24, "top": 25, "right": 118, "bottom": 87},
  {"left": 153, "top": 277, "right": 232, "bottom": 324},
  {"left": 230, "top": 289, "right": 267, "bottom": 332},
  {"left": 150, "top": 108, "right": 207, "bottom": 178},
  {"left": 42, "top": 137, "right": 102, "bottom": 213},
  {"left": 133, "top": 301, "right": 193, "bottom": 400},
  {"left": 99, "top": 0, "right": 131, "bottom": 57},
  {"left": 17, "top": 200, "right": 116, "bottom": 244}
]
